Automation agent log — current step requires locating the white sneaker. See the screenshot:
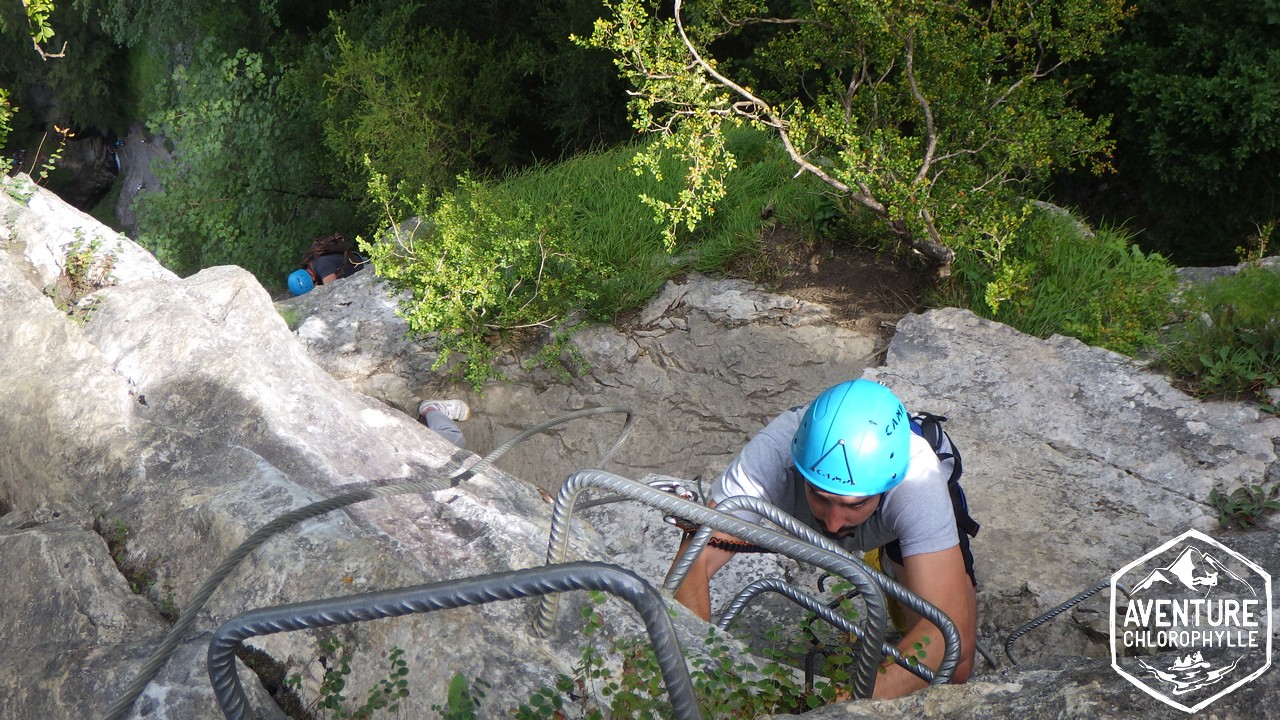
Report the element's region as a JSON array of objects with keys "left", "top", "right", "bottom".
[{"left": 418, "top": 399, "right": 471, "bottom": 422}]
